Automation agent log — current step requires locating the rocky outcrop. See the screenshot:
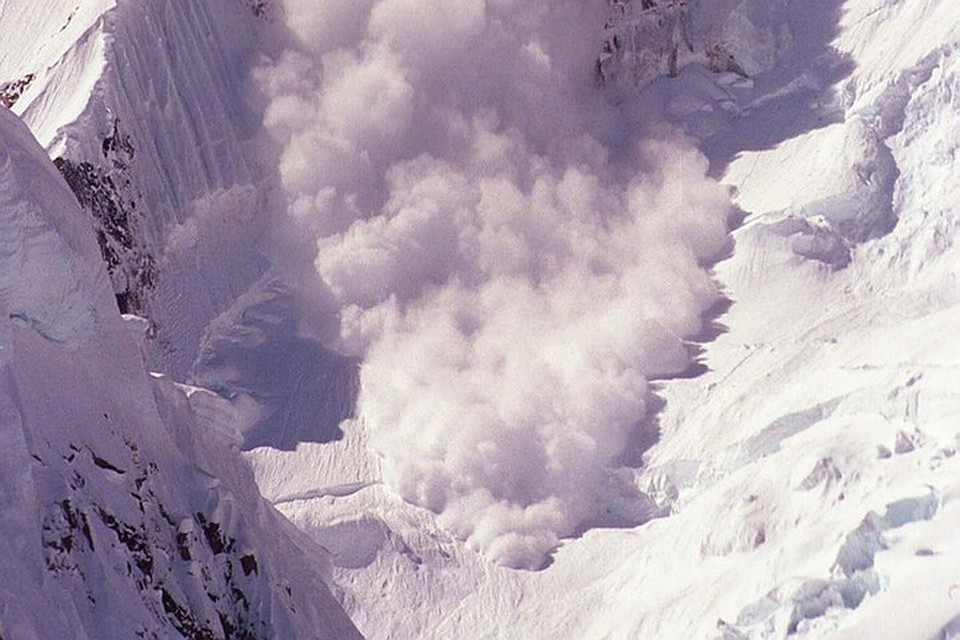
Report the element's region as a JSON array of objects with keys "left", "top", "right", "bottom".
[
  {"left": 0, "top": 72, "right": 35, "bottom": 108},
  {"left": 54, "top": 119, "right": 156, "bottom": 314},
  {"left": 598, "top": 0, "right": 746, "bottom": 90}
]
